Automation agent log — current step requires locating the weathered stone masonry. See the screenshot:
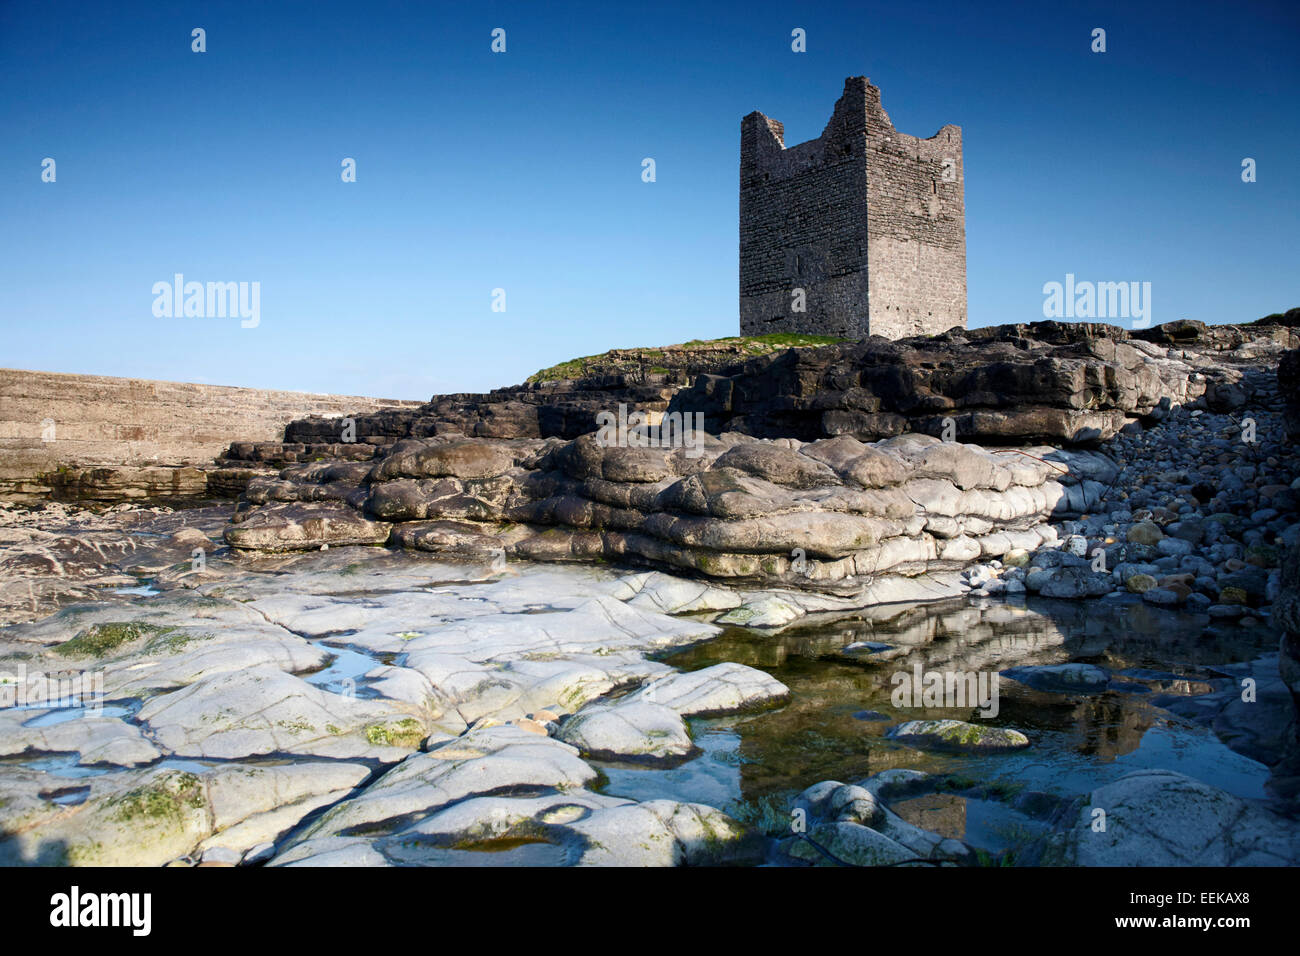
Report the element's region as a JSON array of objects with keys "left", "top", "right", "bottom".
[{"left": 740, "top": 77, "right": 966, "bottom": 340}]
